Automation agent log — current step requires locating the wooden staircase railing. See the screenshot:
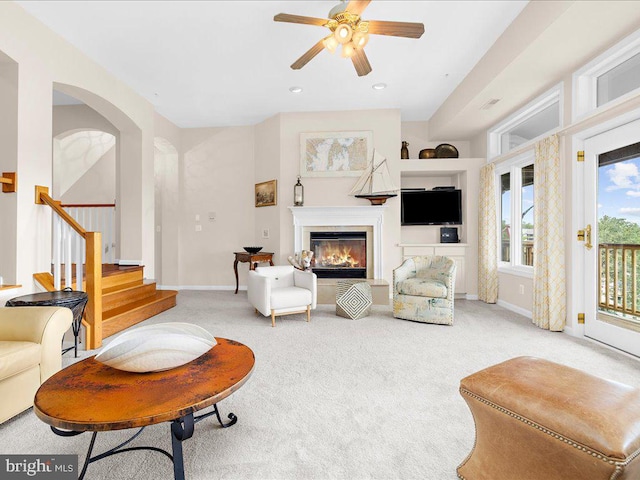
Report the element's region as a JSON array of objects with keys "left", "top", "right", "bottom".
[
  {"left": 62, "top": 203, "right": 116, "bottom": 264},
  {"left": 36, "top": 186, "right": 103, "bottom": 349},
  {"left": 1, "top": 172, "right": 17, "bottom": 193}
]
